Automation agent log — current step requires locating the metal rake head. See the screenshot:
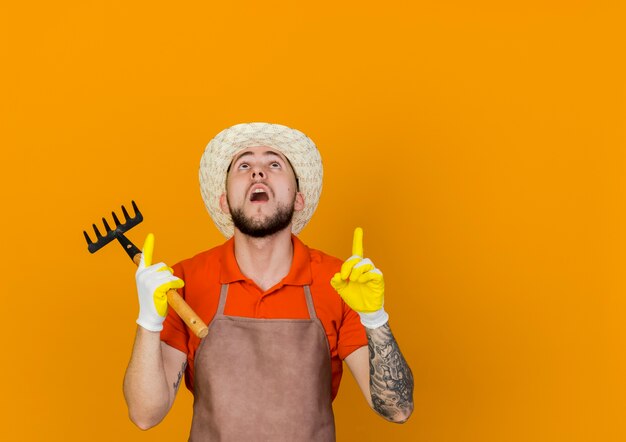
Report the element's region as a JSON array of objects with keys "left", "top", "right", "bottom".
[{"left": 83, "top": 201, "right": 143, "bottom": 254}]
